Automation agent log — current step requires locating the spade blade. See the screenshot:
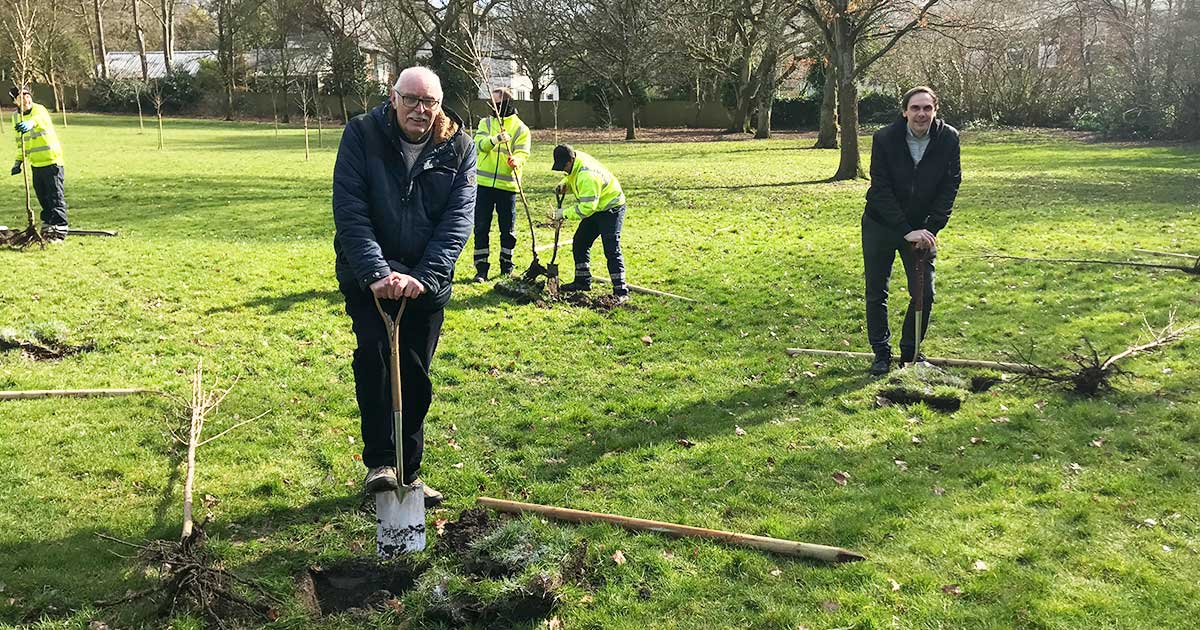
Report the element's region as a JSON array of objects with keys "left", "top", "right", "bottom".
[{"left": 376, "top": 483, "right": 426, "bottom": 558}]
